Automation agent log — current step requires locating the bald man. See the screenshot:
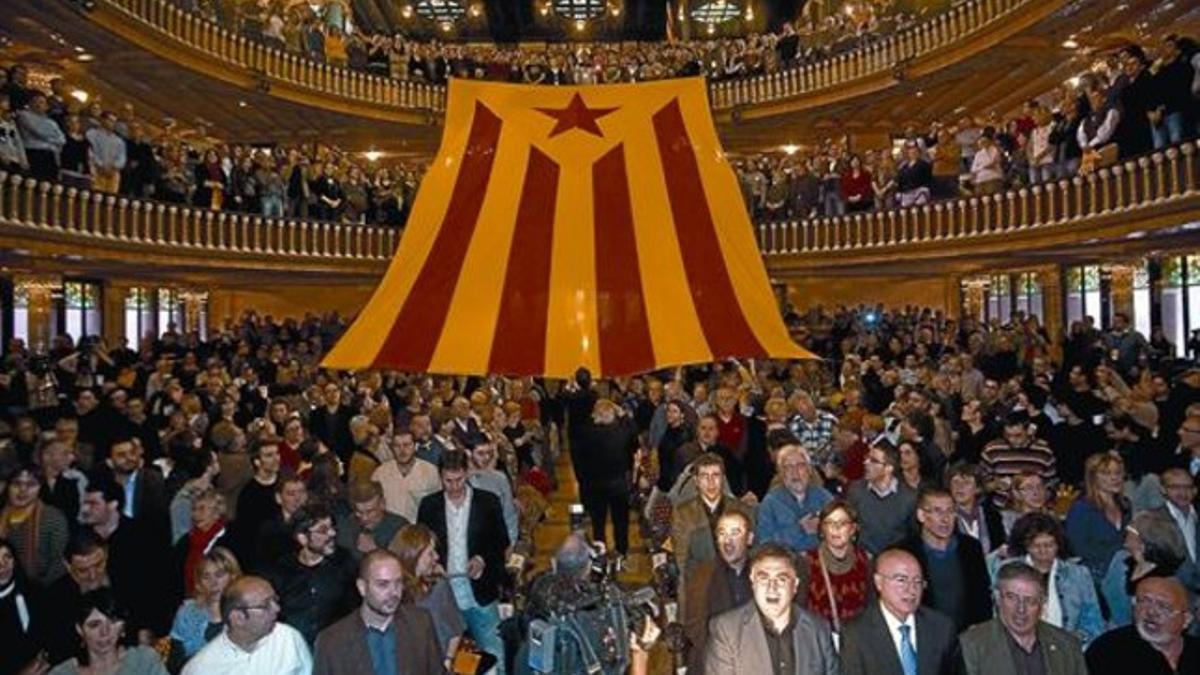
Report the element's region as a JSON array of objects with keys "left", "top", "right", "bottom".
[
  {"left": 1086, "top": 576, "right": 1199, "bottom": 675},
  {"left": 841, "top": 548, "right": 958, "bottom": 675},
  {"left": 313, "top": 550, "right": 442, "bottom": 675}
]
